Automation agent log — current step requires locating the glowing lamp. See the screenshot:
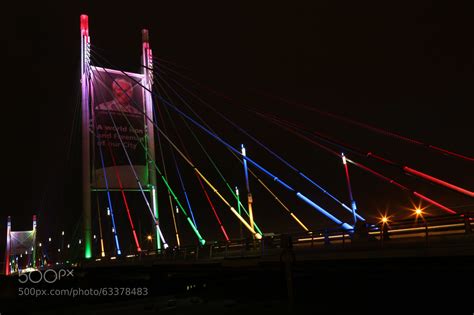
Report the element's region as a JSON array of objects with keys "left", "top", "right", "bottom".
[
  {"left": 80, "top": 14, "right": 89, "bottom": 35},
  {"left": 241, "top": 145, "right": 246, "bottom": 156}
]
